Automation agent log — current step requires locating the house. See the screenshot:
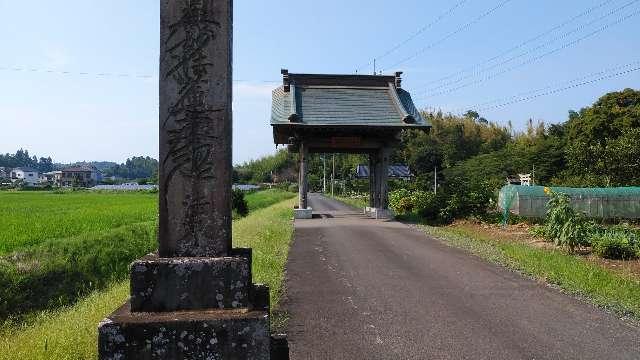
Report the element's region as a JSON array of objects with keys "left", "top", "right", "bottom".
[
  {"left": 10, "top": 167, "right": 40, "bottom": 186},
  {"left": 0, "top": 167, "right": 8, "bottom": 179},
  {"left": 355, "top": 164, "right": 413, "bottom": 181},
  {"left": 61, "top": 166, "right": 98, "bottom": 187},
  {"left": 43, "top": 171, "right": 63, "bottom": 186}
]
